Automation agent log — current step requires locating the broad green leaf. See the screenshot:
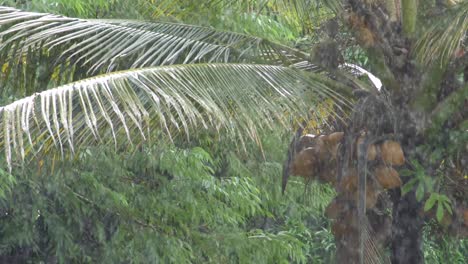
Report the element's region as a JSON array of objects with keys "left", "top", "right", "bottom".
[
  {"left": 415, "top": 183, "right": 425, "bottom": 202},
  {"left": 424, "top": 193, "right": 438, "bottom": 212},
  {"left": 443, "top": 201, "right": 453, "bottom": 215},
  {"left": 423, "top": 176, "right": 434, "bottom": 192},
  {"left": 399, "top": 168, "right": 414, "bottom": 177},
  {"left": 401, "top": 178, "right": 418, "bottom": 195},
  {"left": 436, "top": 202, "right": 444, "bottom": 223}
]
